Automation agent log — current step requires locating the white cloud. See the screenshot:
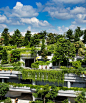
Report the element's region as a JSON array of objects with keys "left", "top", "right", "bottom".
[
  {"left": 72, "top": 14, "right": 86, "bottom": 24},
  {"left": 0, "top": 24, "right": 7, "bottom": 29},
  {"left": 4, "top": 2, "right": 38, "bottom": 18},
  {"left": 43, "top": 6, "right": 74, "bottom": 19},
  {"left": 27, "top": 26, "right": 31, "bottom": 31},
  {"left": 57, "top": 26, "right": 69, "bottom": 34},
  {"left": 36, "top": 2, "right": 43, "bottom": 11},
  {"left": 49, "top": 11, "right": 73, "bottom": 19},
  {"left": 71, "top": 7, "right": 86, "bottom": 14},
  {"left": 11, "top": 21, "right": 21, "bottom": 25},
  {"left": 69, "top": 25, "right": 77, "bottom": 30},
  {"left": 0, "top": 15, "right": 7, "bottom": 23},
  {"left": 57, "top": 25, "right": 78, "bottom": 34},
  {"left": 43, "top": 4, "right": 86, "bottom": 22},
  {"left": 52, "top": 0, "right": 85, "bottom": 4},
  {"left": 21, "top": 17, "right": 50, "bottom": 27},
  {"left": 13, "top": 2, "right": 23, "bottom": 9},
  {"left": 9, "top": 31, "right": 14, "bottom": 35}
]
